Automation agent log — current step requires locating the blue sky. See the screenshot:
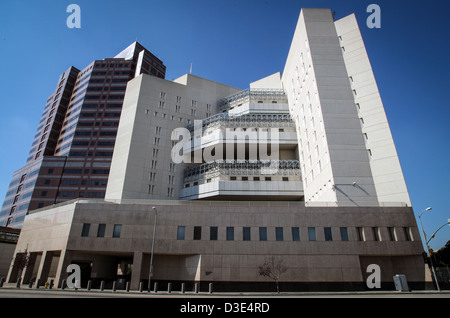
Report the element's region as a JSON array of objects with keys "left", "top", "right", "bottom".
[{"left": 0, "top": 0, "right": 449, "bottom": 250}]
